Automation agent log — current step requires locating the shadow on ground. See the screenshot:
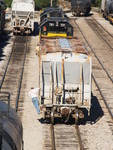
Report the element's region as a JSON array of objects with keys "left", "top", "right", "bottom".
[
  {"left": 32, "top": 22, "right": 39, "bottom": 36},
  {"left": 0, "top": 24, "right": 12, "bottom": 62}
]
